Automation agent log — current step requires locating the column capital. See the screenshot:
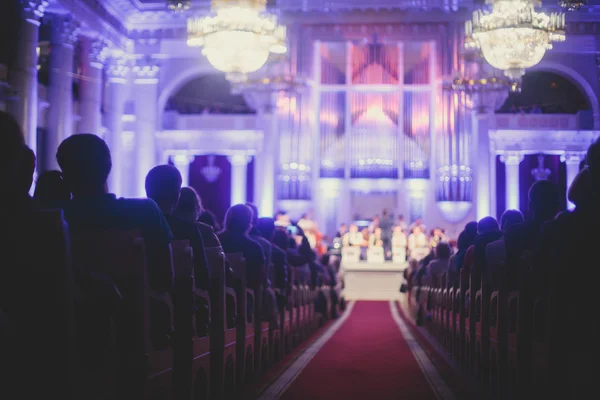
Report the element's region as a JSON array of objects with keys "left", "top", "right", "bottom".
[
  {"left": 47, "top": 14, "right": 80, "bottom": 48},
  {"left": 500, "top": 151, "right": 524, "bottom": 165},
  {"left": 560, "top": 151, "right": 585, "bottom": 165},
  {"left": 228, "top": 154, "right": 252, "bottom": 166},
  {"left": 106, "top": 57, "right": 131, "bottom": 84},
  {"left": 19, "top": 0, "right": 48, "bottom": 24},
  {"left": 81, "top": 36, "right": 108, "bottom": 68},
  {"left": 132, "top": 57, "right": 160, "bottom": 84},
  {"left": 173, "top": 152, "right": 195, "bottom": 165}
]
